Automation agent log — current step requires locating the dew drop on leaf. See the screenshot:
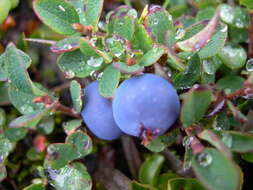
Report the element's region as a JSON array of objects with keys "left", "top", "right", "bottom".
[
  {"left": 183, "top": 136, "right": 194, "bottom": 147},
  {"left": 175, "top": 28, "right": 186, "bottom": 40},
  {"left": 197, "top": 152, "right": 213, "bottom": 167},
  {"left": 220, "top": 4, "right": 234, "bottom": 24},
  {"left": 58, "top": 5, "right": 66, "bottom": 12},
  {"left": 246, "top": 59, "right": 253, "bottom": 72},
  {"left": 87, "top": 57, "right": 103, "bottom": 67},
  {"left": 222, "top": 133, "right": 233, "bottom": 148},
  {"left": 127, "top": 9, "right": 138, "bottom": 18},
  {"left": 203, "top": 59, "right": 215, "bottom": 75}
]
